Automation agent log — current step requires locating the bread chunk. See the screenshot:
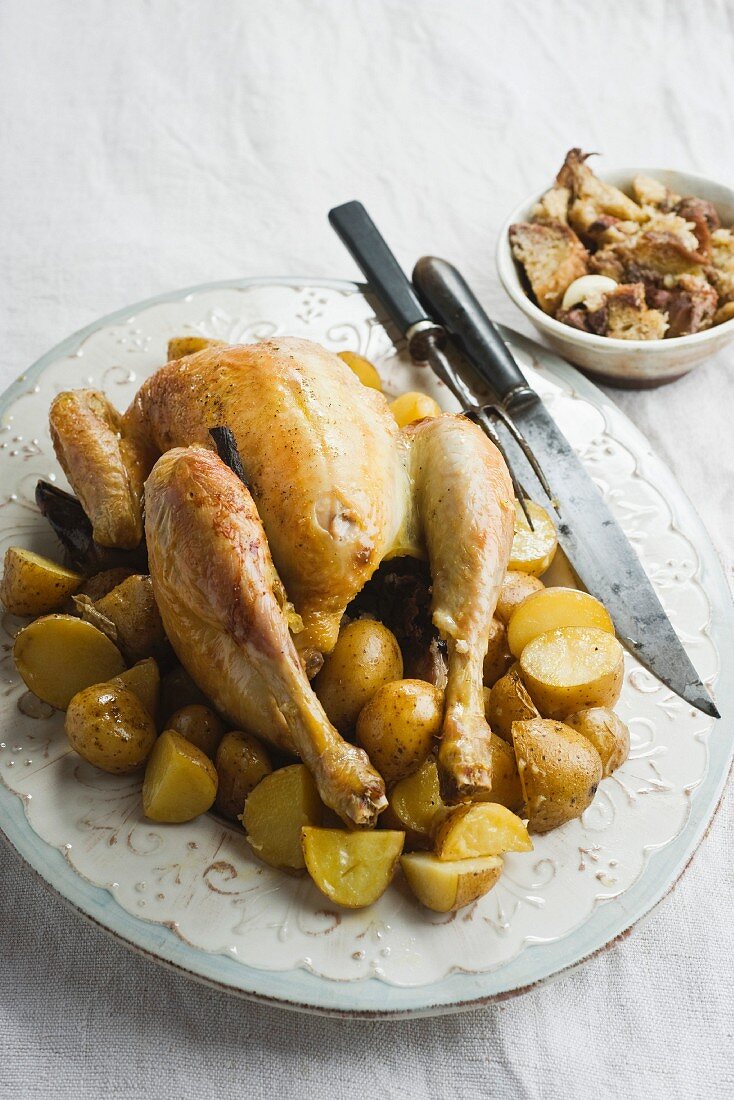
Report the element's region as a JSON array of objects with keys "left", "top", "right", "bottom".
[{"left": 509, "top": 222, "right": 588, "bottom": 314}]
